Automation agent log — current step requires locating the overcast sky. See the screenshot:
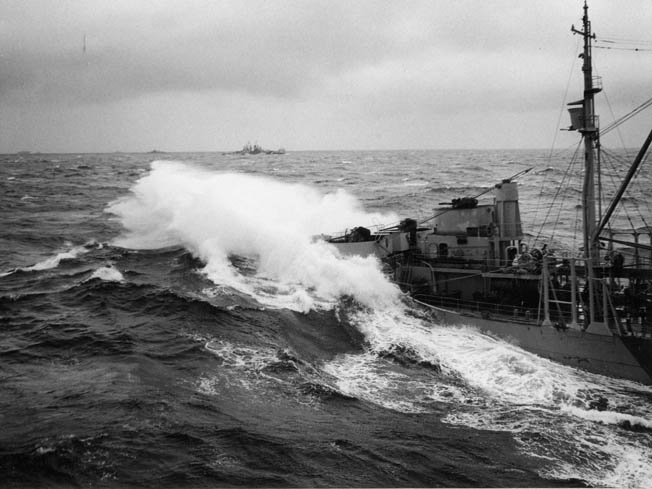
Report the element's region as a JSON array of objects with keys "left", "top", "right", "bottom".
[{"left": 1, "top": 0, "right": 651, "bottom": 152}]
